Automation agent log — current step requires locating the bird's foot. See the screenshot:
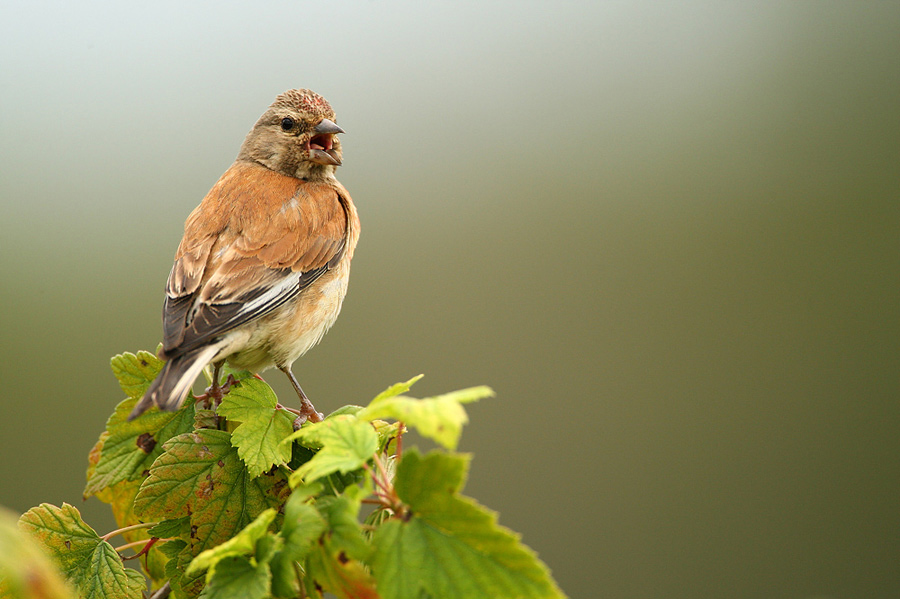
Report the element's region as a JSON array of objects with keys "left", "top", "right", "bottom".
[
  {"left": 280, "top": 402, "right": 324, "bottom": 430},
  {"left": 195, "top": 374, "right": 238, "bottom": 406}
]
